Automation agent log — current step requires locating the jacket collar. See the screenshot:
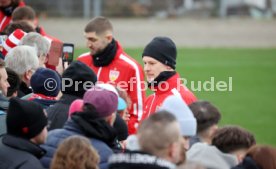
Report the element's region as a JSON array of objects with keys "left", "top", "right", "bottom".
[
  {"left": 89, "top": 40, "right": 124, "bottom": 67},
  {"left": 58, "top": 94, "right": 81, "bottom": 105},
  {"left": 152, "top": 73, "right": 181, "bottom": 95},
  {"left": 109, "top": 151, "right": 176, "bottom": 169},
  {"left": 93, "top": 39, "right": 117, "bottom": 67},
  {"left": 2, "top": 134, "right": 46, "bottom": 158}
]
